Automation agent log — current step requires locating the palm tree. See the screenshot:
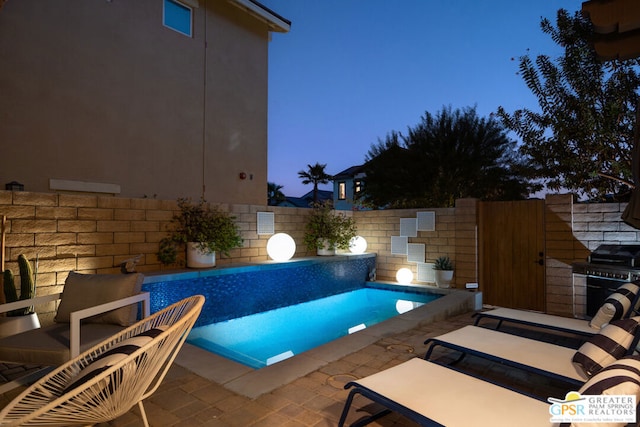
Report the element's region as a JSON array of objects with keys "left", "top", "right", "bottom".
[
  {"left": 267, "top": 182, "right": 286, "bottom": 206},
  {"left": 298, "top": 163, "right": 331, "bottom": 204}
]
